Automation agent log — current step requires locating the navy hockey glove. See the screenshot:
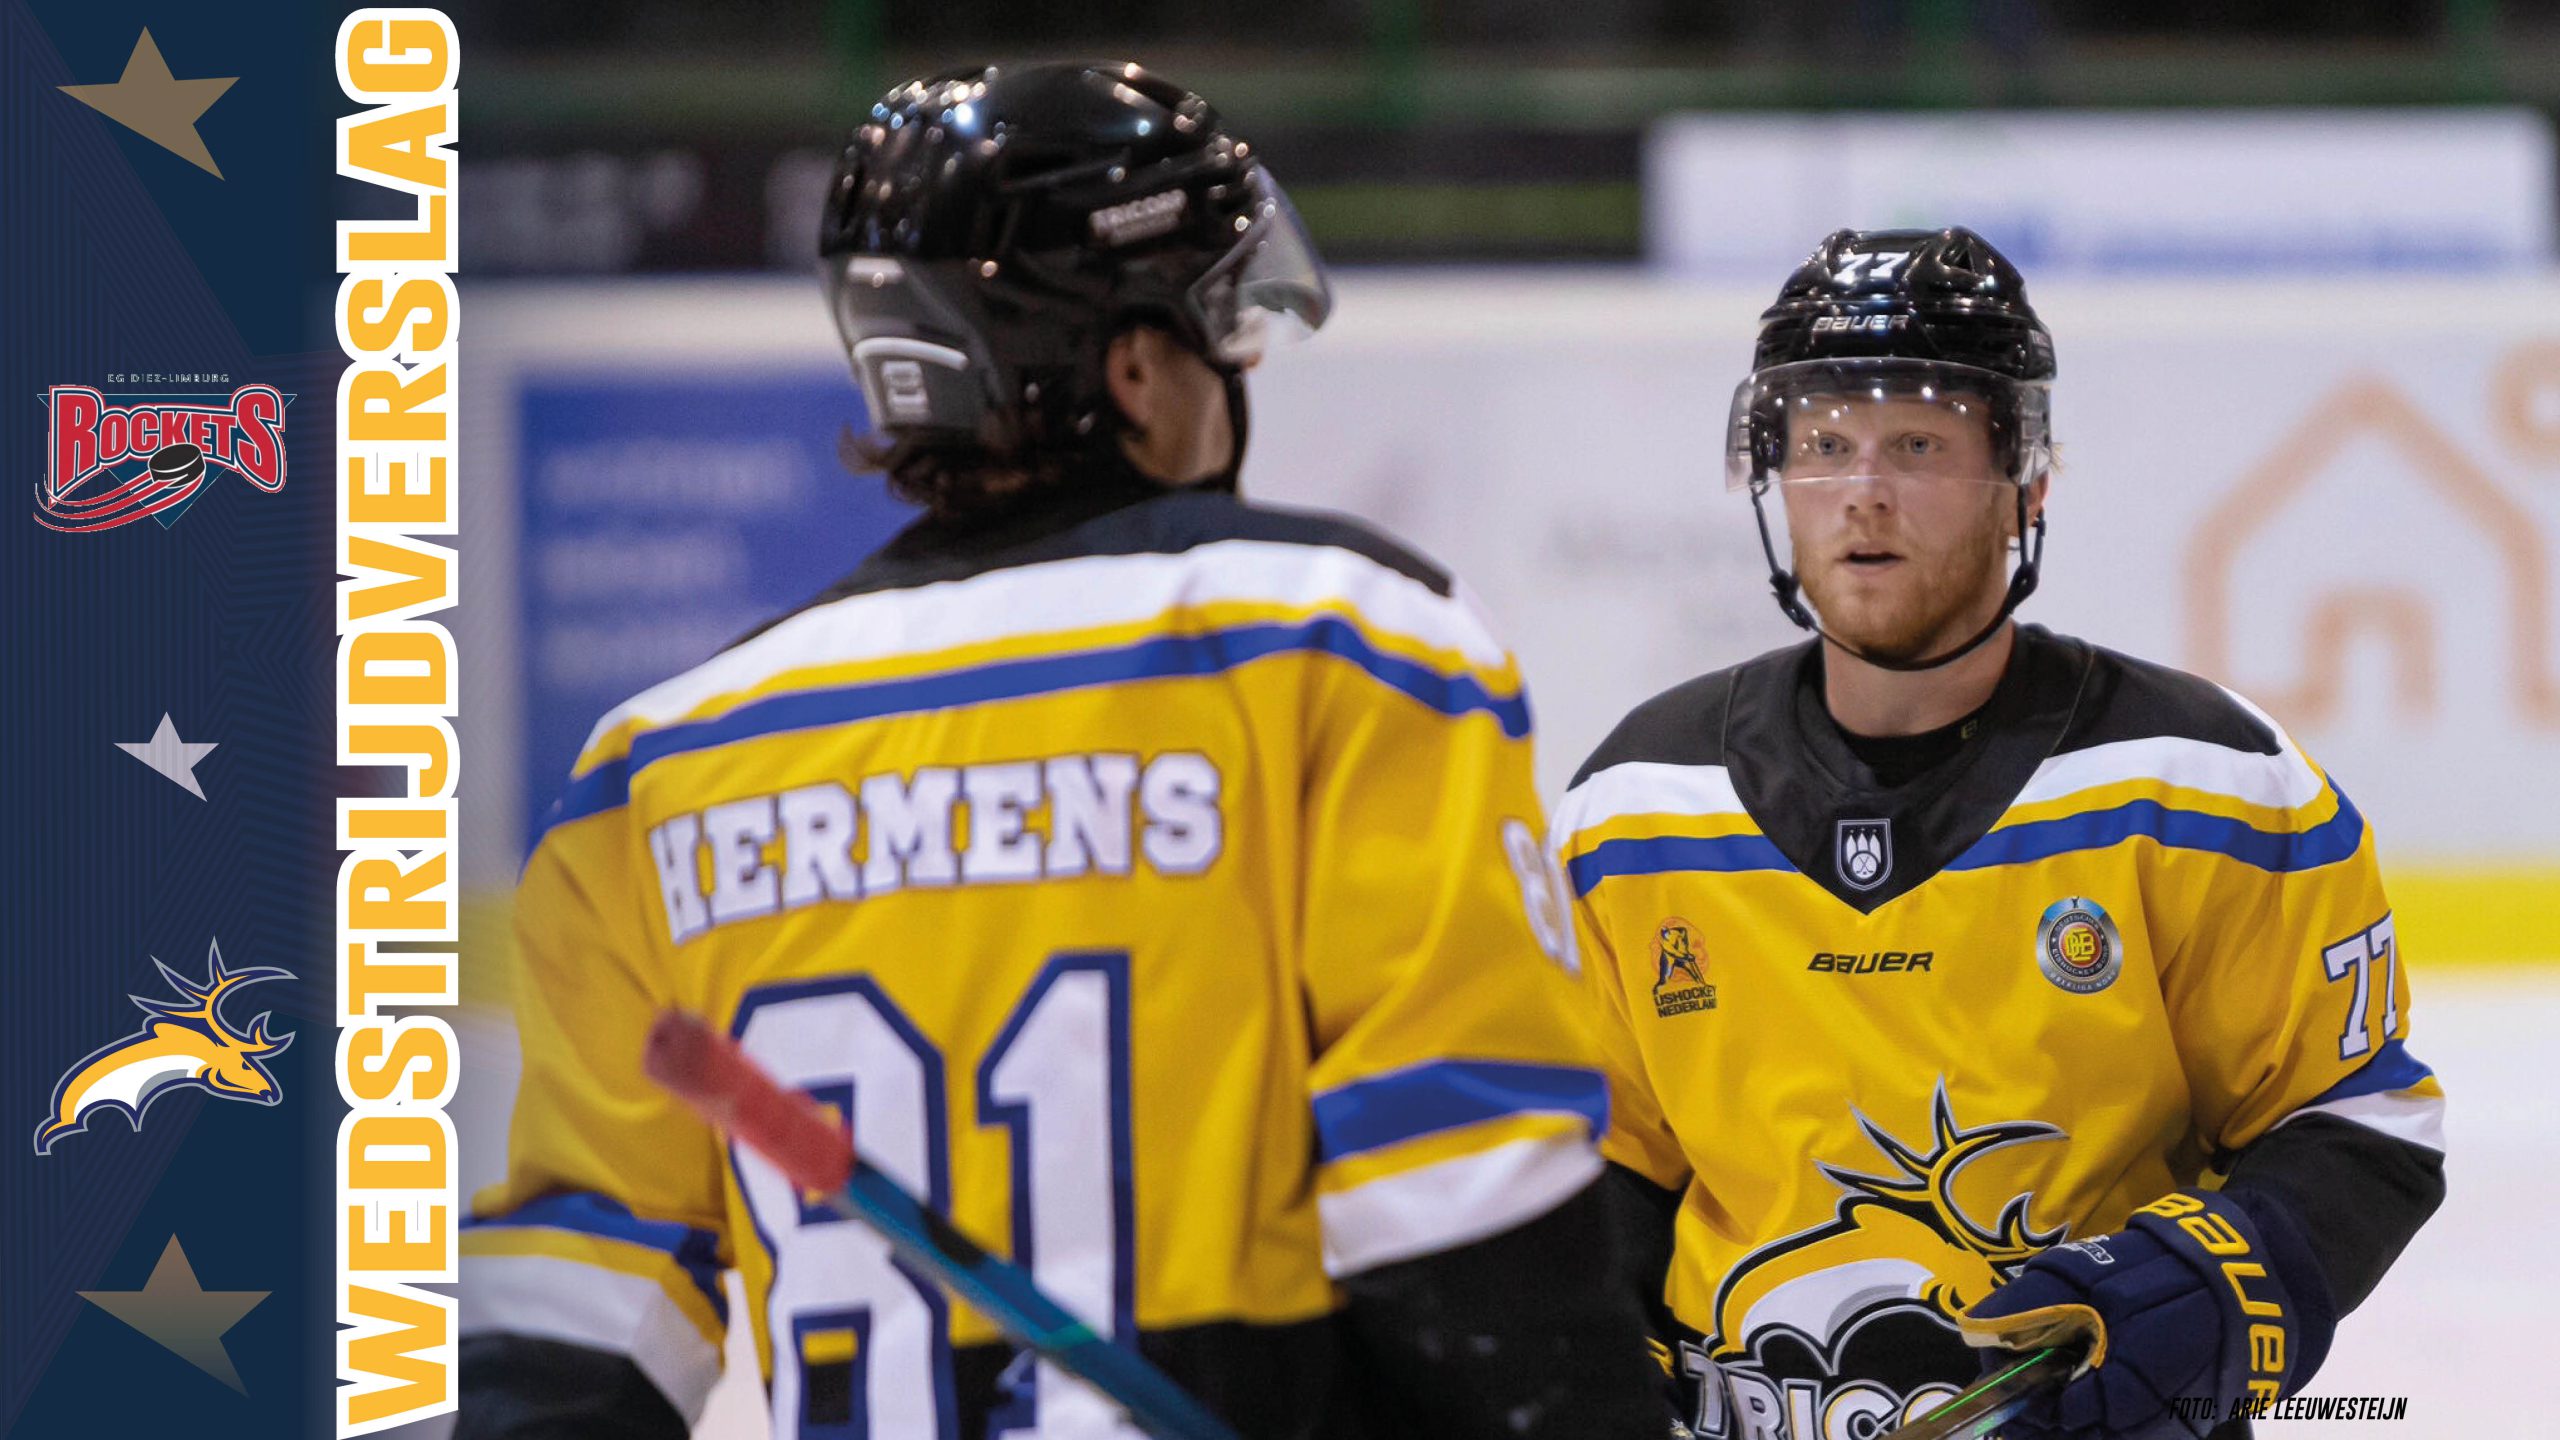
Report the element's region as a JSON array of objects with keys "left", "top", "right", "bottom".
[{"left": 1958, "top": 1190, "right": 2336, "bottom": 1440}]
